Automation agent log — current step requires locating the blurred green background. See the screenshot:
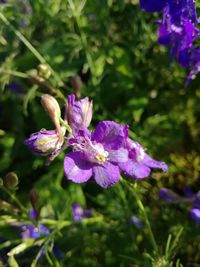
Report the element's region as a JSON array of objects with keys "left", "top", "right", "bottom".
[{"left": 0, "top": 0, "right": 200, "bottom": 266}]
